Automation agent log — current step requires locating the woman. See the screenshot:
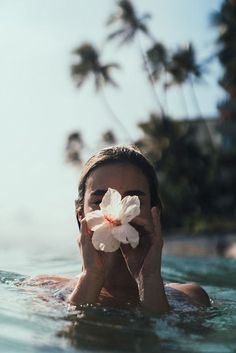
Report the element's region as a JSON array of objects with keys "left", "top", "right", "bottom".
[{"left": 32, "top": 145, "right": 210, "bottom": 314}]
